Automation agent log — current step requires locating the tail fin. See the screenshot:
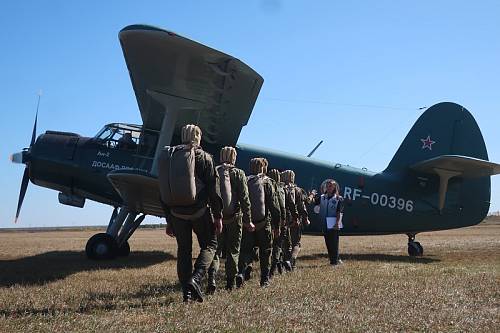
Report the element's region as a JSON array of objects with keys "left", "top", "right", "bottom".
[
  {"left": 385, "top": 102, "right": 488, "bottom": 172},
  {"left": 386, "top": 102, "right": 493, "bottom": 225}
]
